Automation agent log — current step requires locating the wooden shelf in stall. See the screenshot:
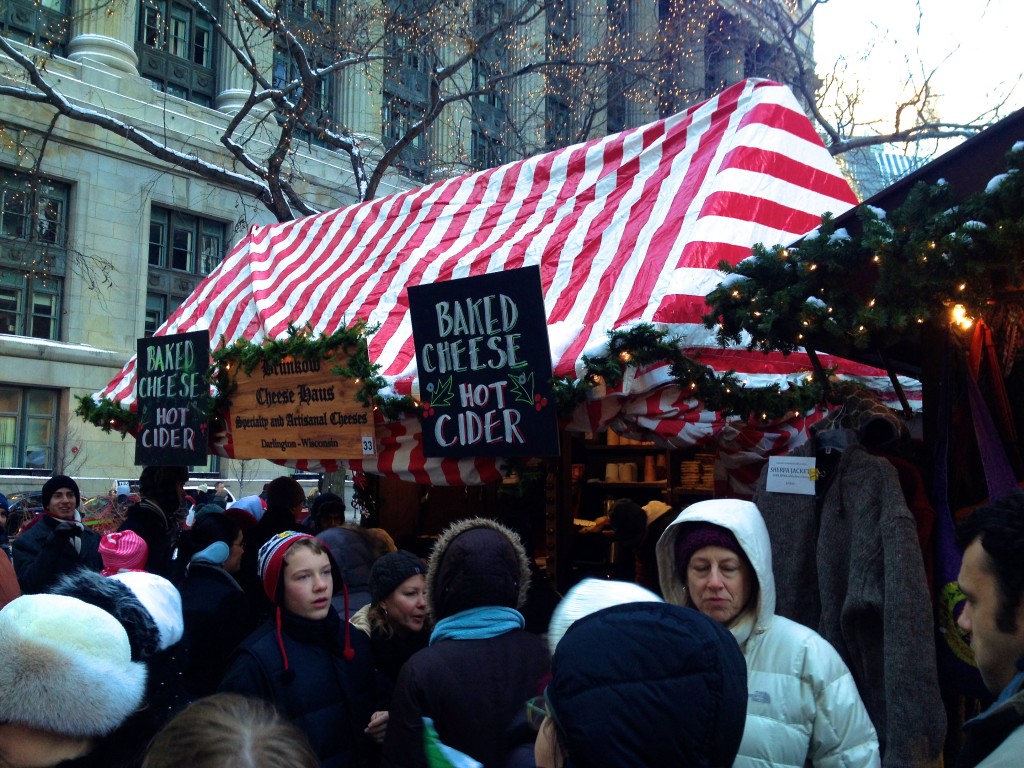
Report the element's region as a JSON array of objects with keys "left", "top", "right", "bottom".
[{"left": 584, "top": 480, "right": 668, "bottom": 489}]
